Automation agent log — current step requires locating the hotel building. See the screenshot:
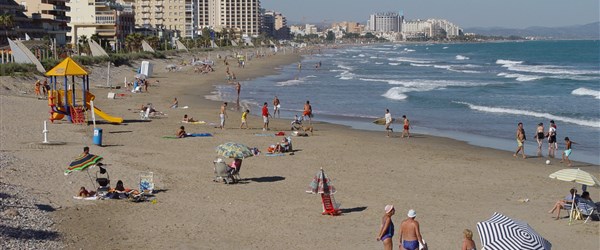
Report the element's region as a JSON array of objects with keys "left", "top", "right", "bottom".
[
  {"left": 66, "top": 0, "right": 136, "bottom": 49},
  {"left": 133, "top": 0, "right": 196, "bottom": 38},
  {"left": 367, "top": 12, "right": 402, "bottom": 32},
  {"left": 197, "top": 0, "right": 261, "bottom": 37}
]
